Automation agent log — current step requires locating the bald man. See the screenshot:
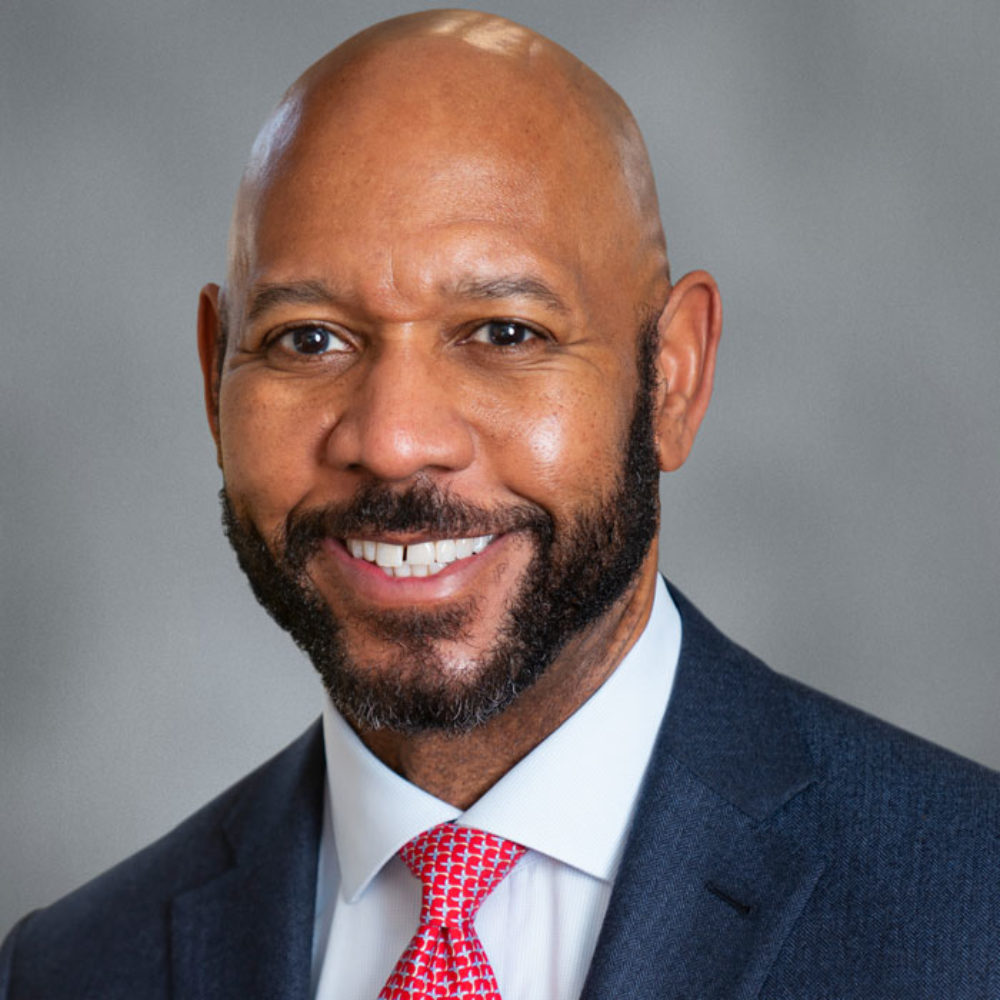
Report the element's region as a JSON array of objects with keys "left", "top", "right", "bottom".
[{"left": 3, "top": 11, "right": 999, "bottom": 1000}]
